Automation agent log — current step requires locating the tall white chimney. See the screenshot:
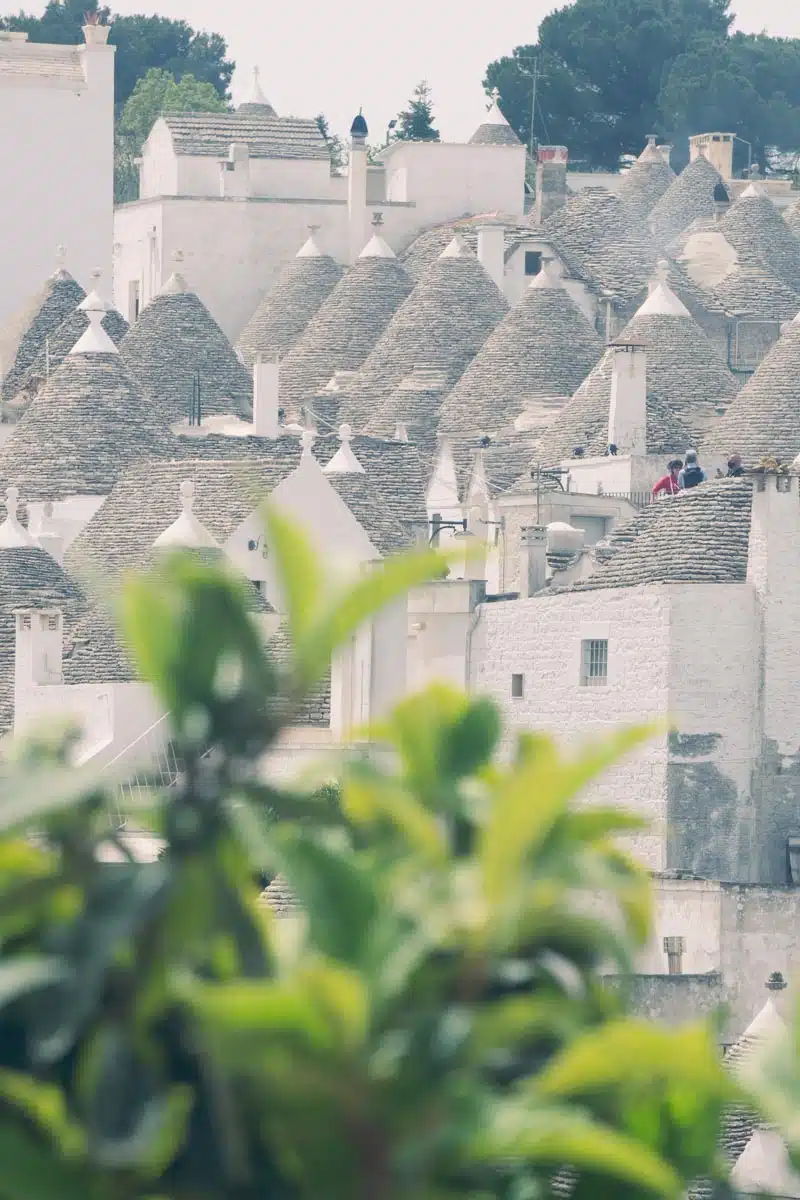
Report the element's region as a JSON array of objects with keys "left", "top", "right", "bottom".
[
  {"left": 347, "top": 111, "right": 369, "bottom": 264},
  {"left": 607, "top": 339, "right": 647, "bottom": 456},
  {"left": 253, "top": 358, "right": 280, "bottom": 438},
  {"left": 14, "top": 608, "right": 64, "bottom": 727},
  {"left": 476, "top": 225, "right": 505, "bottom": 292},
  {"left": 519, "top": 526, "right": 547, "bottom": 597}
]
